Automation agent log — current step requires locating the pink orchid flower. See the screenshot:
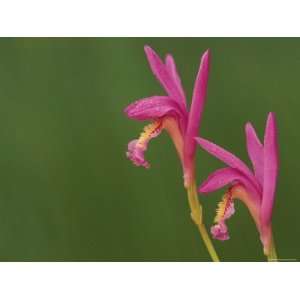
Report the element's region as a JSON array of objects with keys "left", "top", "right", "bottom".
[
  {"left": 124, "top": 46, "right": 220, "bottom": 262},
  {"left": 195, "top": 112, "right": 279, "bottom": 259},
  {"left": 124, "top": 45, "right": 210, "bottom": 187}
]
